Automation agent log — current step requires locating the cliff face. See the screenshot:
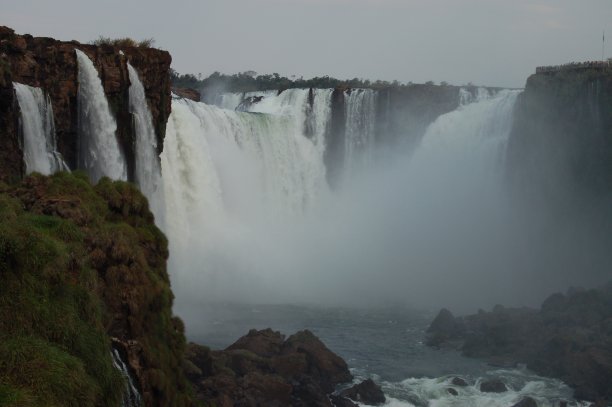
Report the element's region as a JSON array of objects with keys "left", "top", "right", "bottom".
[
  {"left": 375, "top": 84, "right": 461, "bottom": 147},
  {"left": 507, "top": 68, "right": 612, "bottom": 203},
  {"left": 0, "top": 172, "right": 192, "bottom": 407},
  {"left": 0, "top": 26, "right": 171, "bottom": 182},
  {"left": 323, "top": 84, "right": 462, "bottom": 187}
]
